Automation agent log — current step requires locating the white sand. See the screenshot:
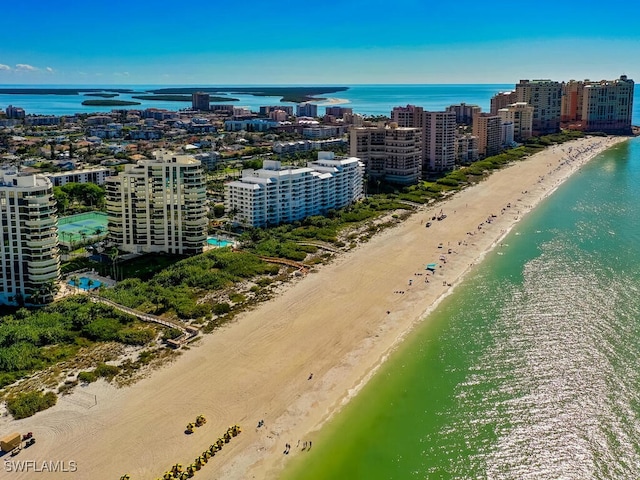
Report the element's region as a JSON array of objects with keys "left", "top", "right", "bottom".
[{"left": 0, "top": 136, "right": 628, "bottom": 479}]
